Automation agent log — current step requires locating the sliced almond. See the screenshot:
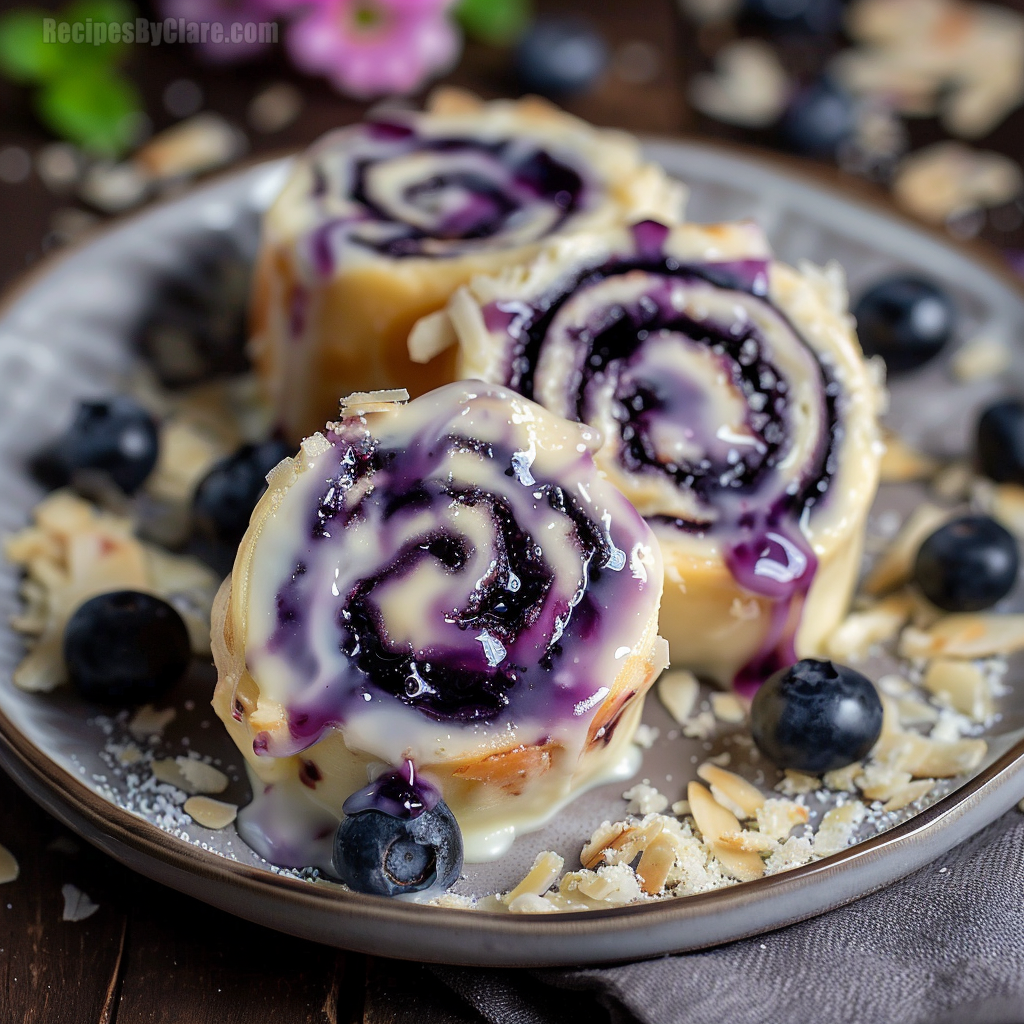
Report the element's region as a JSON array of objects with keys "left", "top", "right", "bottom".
[
  {"left": 717, "top": 829, "right": 778, "bottom": 854},
  {"left": 882, "top": 779, "right": 936, "bottom": 812},
  {"left": 580, "top": 821, "right": 630, "bottom": 869},
  {"left": 950, "top": 336, "right": 1011, "bottom": 382},
  {"left": 923, "top": 659, "right": 993, "bottom": 722},
  {"left": 990, "top": 484, "right": 1024, "bottom": 538},
  {"left": 932, "top": 461, "right": 974, "bottom": 502},
  {"left": 823, "top": 762, "right": 862, "bottom": 793},
  {"left": 879, "top": 430, "right": 940, "bottom": 482},
  {"left": 855, "top": 762, "right": 913, "bottom": 802},
  {"left": 755, "top": 798, "right": 809, "bottom": 841},
  {"left": 505, "top": 851, "right": 564, "bottom": 904},
  {"left": 568, "top": 863, "right": 644, "bottom": 905},
  {"left": 886, "top": 733, "right": 987, "bottom": 778},
  {"left": 696, "top": 763, "right": 765, "bottom": 818},
  {"left": 688, "top": 782, "right": 765, "bottom": 882},
  {"left": 864, "top": 504, "right": 949, "bottom": 596},
  {"left": 175, "top": 758, "right": 229, "bottom": 795},
  {"left": 899, "top": 614, "right": 1024, "bottom": 659},
  {"left": 128, "top": 704, "right": 176, "bottom": 741},
  {"left": 813, "top": 801, "right": 866, "bottom": 858},
  {"left": 657, "top": 669, "right": 699, "bottom": 724},
  {"left": 826, "top": 591, "right": 914, "bottom": 661},
  {"left": 339, "top": 389, "right": 410, "bottom": 417},
  {"left": 0, "top": 842, "right": 18, "bottom": 884},
  {"left": 507, "top": 893, "right": 559, "bottom": 914},
  {"left": 183, "top": 796, "right": 238, "bottom": 829},
  {"left": 636, "top": 832, "right": 679, "bottom": 895},
  {"left": 777, "top": 770, "right": 820, "bottom": 795},
  {"left": 710, "top": 692, "right": 747, "bottom": 724}
]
